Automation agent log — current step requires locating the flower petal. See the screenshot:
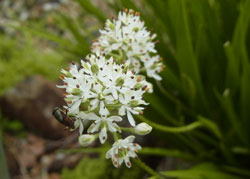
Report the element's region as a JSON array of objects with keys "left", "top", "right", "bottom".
[
  {"left": 87, "top": 122, "right": 100, "bottom": 133},
  {"left": 79, "top": 120, "right": 84, "bottom": 134},
  {"left": 99, "top": 126, "right": 107, "bottom": 144},
  {"left": 90, "top": 99, "right": 99, "bottom": 110},
  {"left": 127, "top": 111, "right": 136, "bottom": 126},
  {"left": 99, "top": 101, "right": 110, "bottom": 116},
  {"left": 118, "top": 106, "right": 126, "bottom": 116},
  {"left": 86, "top": 113, "right": 100, "bottom": 121},
  {"left": 124, "top": 157, "right": 132, "bottom": 168},
  {"left": 107, "top": 116, "right": 122, "bottom": 122},
  {"left": 125, "top": 135, "right": 135, "bottom": 143}
]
